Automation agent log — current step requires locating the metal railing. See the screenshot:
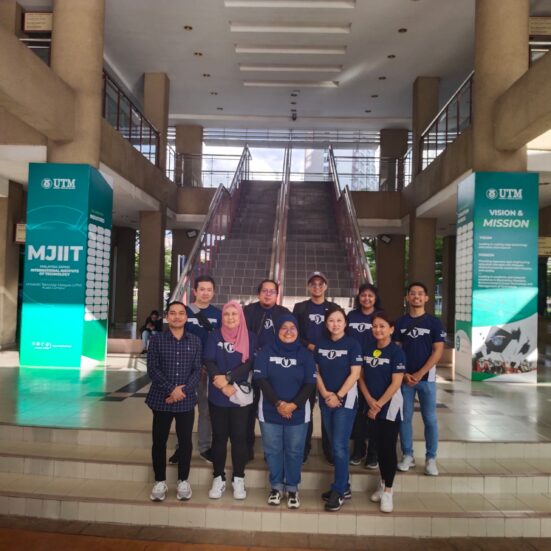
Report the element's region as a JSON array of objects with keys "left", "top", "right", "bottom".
[
  {"left": 269, "top": 148, "right": 292, "bottom": 302},
  {"left": 328, "top": 147, "right": 373, "bottom": 293},
  {"left": 102, "top": 72, "right": 160, "bottom": 166},
  {"left": 332, "top": 155, "right": 407, "bottom": 192},
  {"left": 173, "top": 153, "right": 247, "bottom": 187},
  {"left": 420, "top": 71, "right": 474, "bottom": 171},
  {"left": 170, "top": 147, "right": 251, "bottom": 304},
  {"left": 166, "top": 143, "right": 177, "bottom": 182}
]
